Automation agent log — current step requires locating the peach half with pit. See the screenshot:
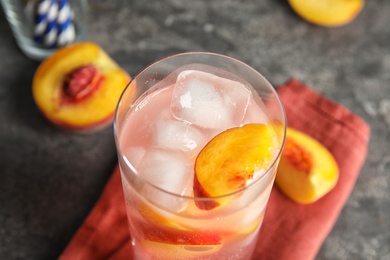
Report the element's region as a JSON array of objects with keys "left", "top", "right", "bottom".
[
  {"left": 288, "top": 0, "right": 364, "bottom": 27},
  {"left": 32, "top": 42, "right": 131, "bottom": 132},
  {"left": 275, "top": 128, "right": 339, "bottom": 204},
  {"left": 194, "top": 124, "right": 277, "bottom": 210}
]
